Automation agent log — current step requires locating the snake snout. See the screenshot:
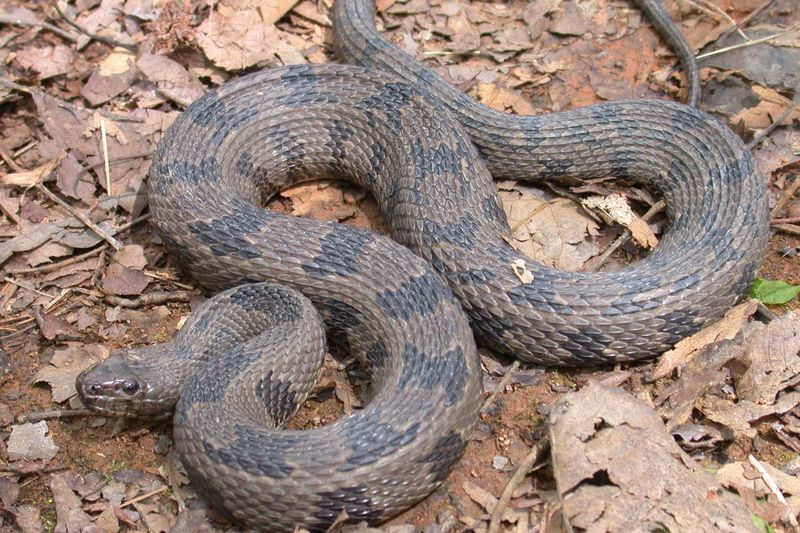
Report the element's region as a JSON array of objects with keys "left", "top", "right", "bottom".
[{"left": 76, "top": 354, "right": 169, "bottom": 419}]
